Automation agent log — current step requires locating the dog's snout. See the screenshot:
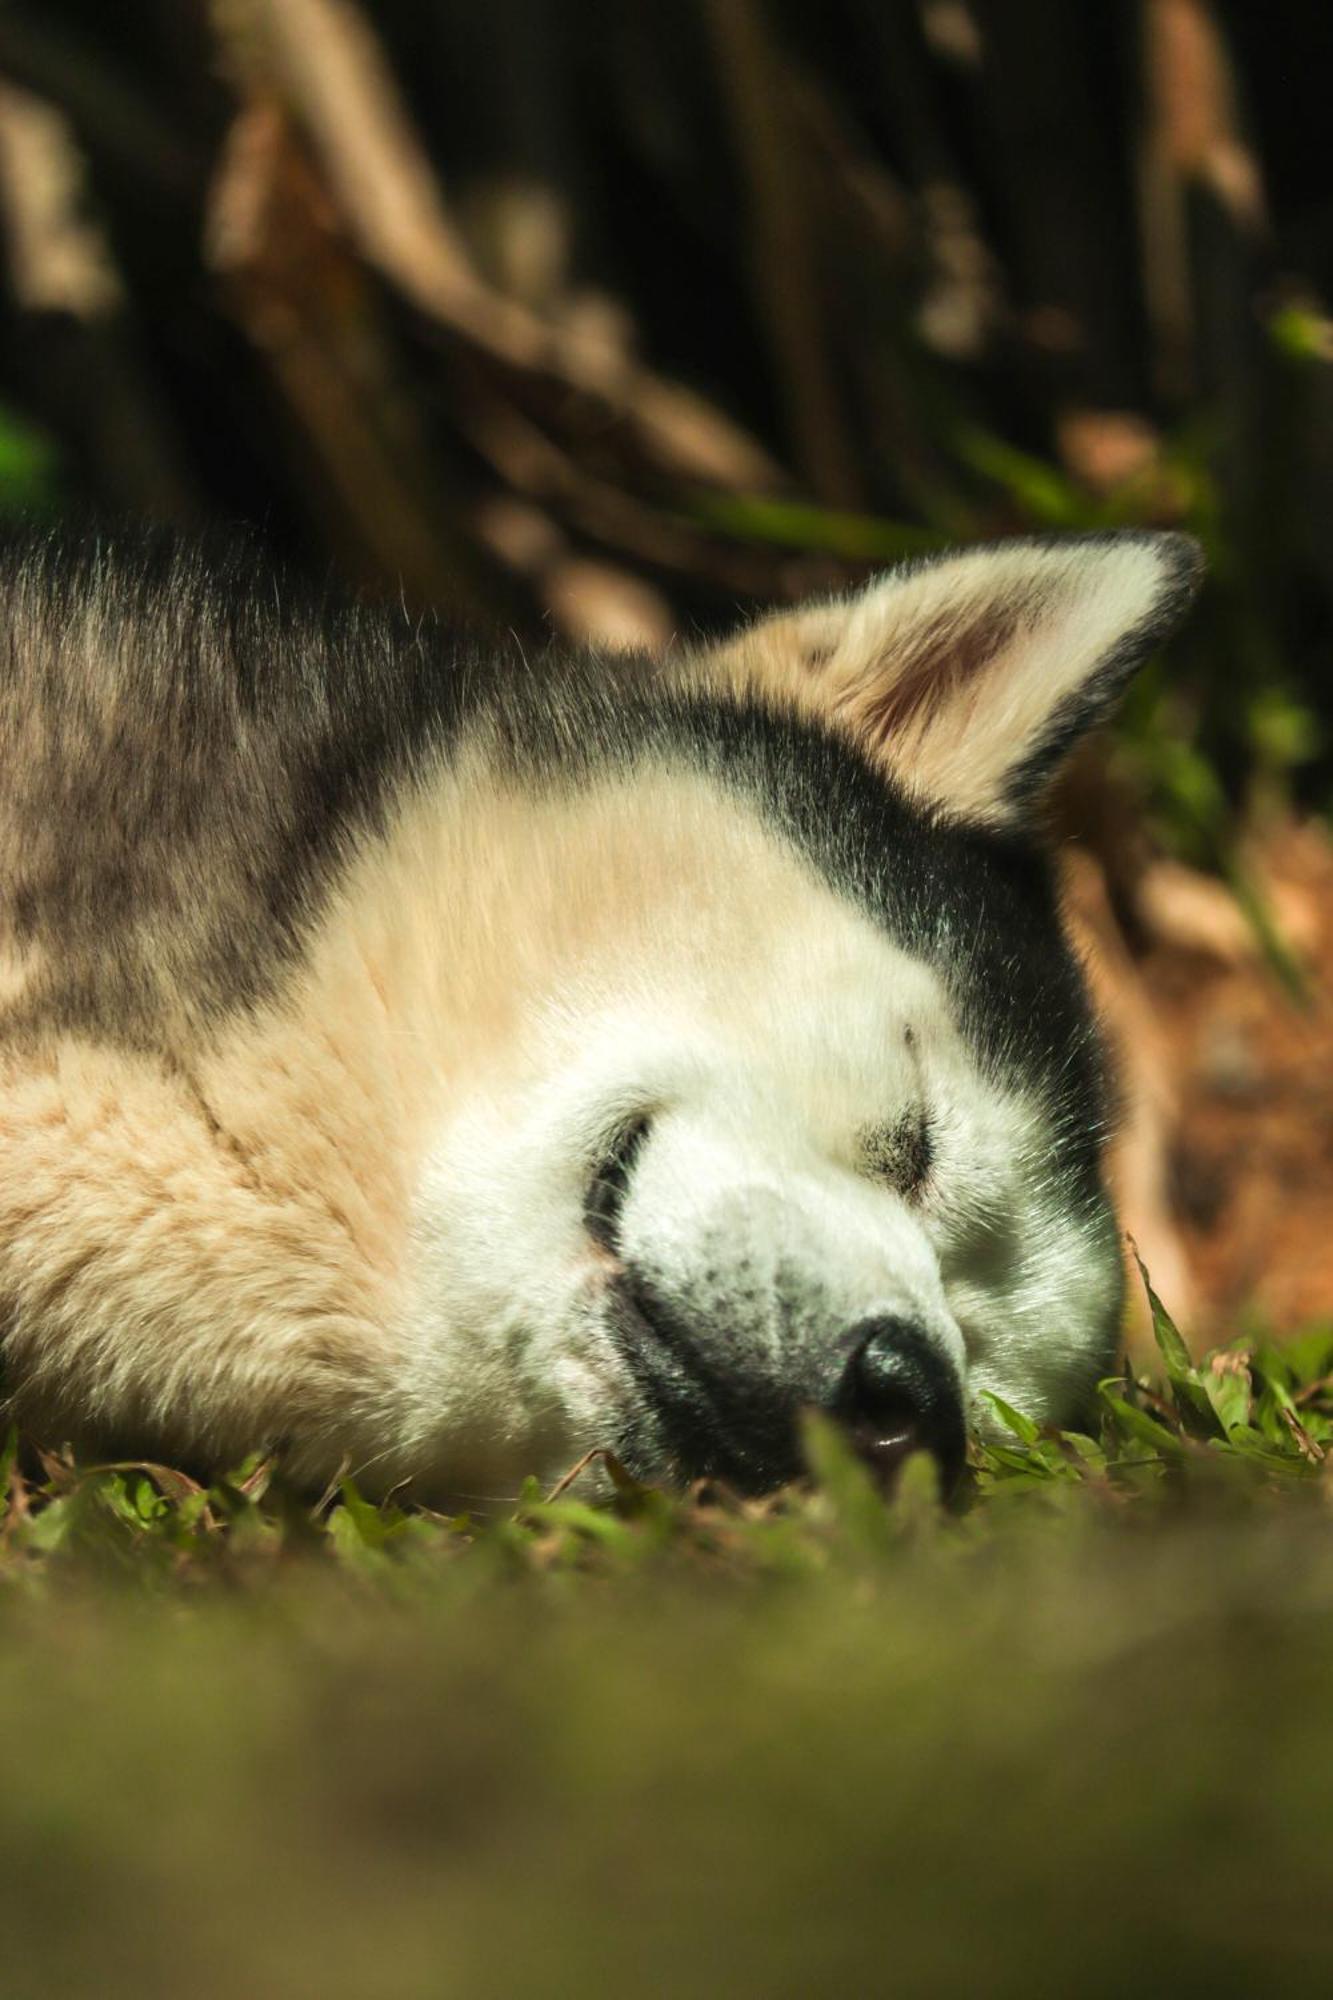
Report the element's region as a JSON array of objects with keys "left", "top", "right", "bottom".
[{"left": 836, "top": 1316, "right": 966, "bottom": 1490}]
